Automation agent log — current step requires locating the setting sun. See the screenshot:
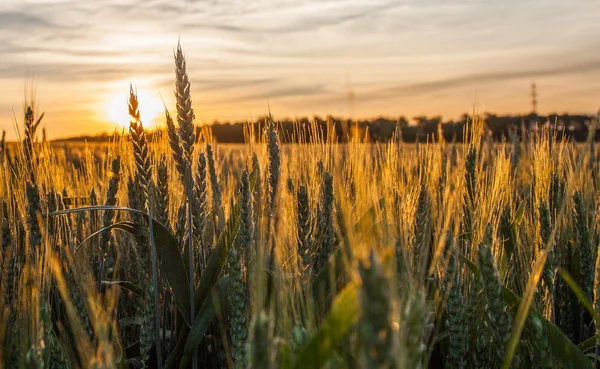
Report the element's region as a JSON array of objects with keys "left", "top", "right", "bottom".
[{"left": 105, "top": 89, "right": 164, "bottom": 128}]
